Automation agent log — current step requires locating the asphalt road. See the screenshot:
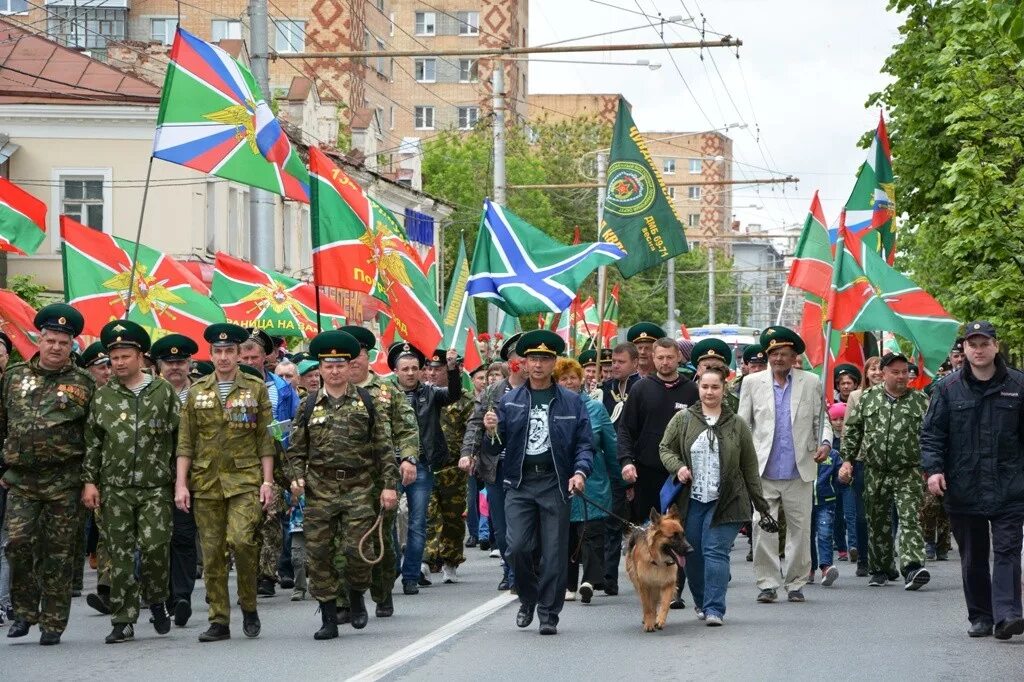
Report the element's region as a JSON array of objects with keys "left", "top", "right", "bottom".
[{"left": 4, "top": 539, "right": 1022, "bottom": 681}]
